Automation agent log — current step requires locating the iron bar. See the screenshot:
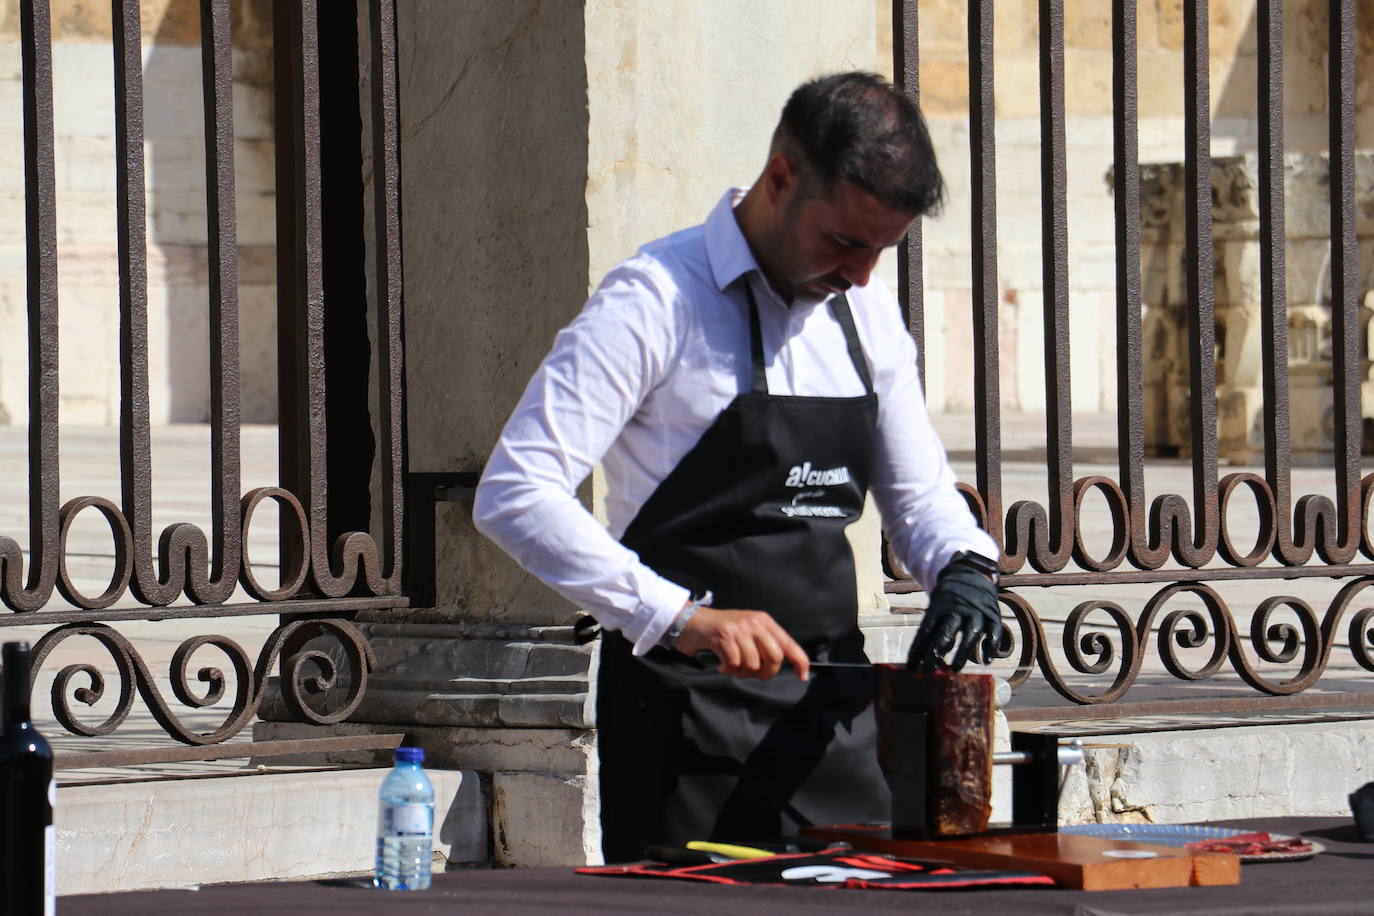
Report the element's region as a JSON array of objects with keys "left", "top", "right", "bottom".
[
  {"left": 7, "top": 0, "right": 60, "bottom": 612},
  {"left": 1005, "top": 0, "right": 1075, "bottom": 573},
  {"left": 106, "top": 0, "right": 147, "bottom": 613},
  {"left": 0, "top": 597, "right": 406, "bottom": 628},
  {"left": 273, "top": 0, "right": 309, "bottom": 591},
  {"left": 887, "top": 565, "right": 1374, "bottom": 591},
  {"left": 1039, "top": 0, "right": 1072, "bottom": 570},
  {"left": 114, "top": 0, "right": 188, "bottom": 608},
  {"left": 892, "top": 0, "right": 924, "bottom": 387},
  {"left": 1110, "top": 0, "right": 1155, "bottom": 574},
  {"left": 318, "top": 3, "right": 377, "bottom": 558},
  {"left": 194, "top": 0, "right": 244, "bottom": 604},
  {"left": 1177, "top": 0, "right": 1219, "bottom": 568},
  {"left": 370, "top": 0, "right": 406, "bottom": 591},
  {"left": 298, "top": 0, "right": 343, "bottom": 596},
  {"left": 1257, "top": 0, "right": 1294, "bottom": 570},
  {"left": 968, "top": 0, "right": 1004, "bottom": 559},
  {"left": 287, "top": 0, "right": 383, "bottom": 598},
  {"left": 1326, "top": 0, "right": 1362, "bottom": 565}
]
